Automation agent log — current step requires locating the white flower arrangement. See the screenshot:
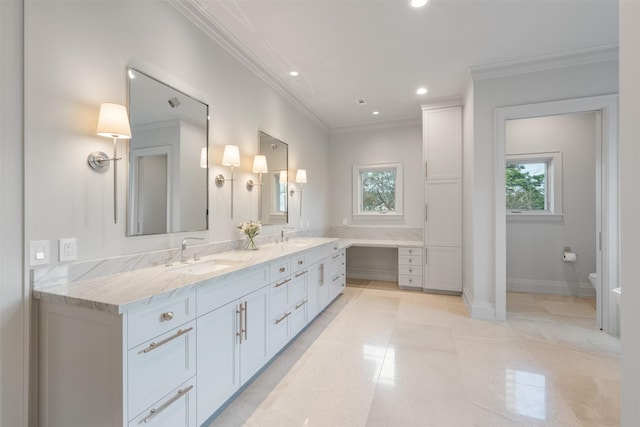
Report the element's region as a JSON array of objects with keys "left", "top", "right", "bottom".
[{"left": 238, "top": 220, "right": 261, "bottom": 238}]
